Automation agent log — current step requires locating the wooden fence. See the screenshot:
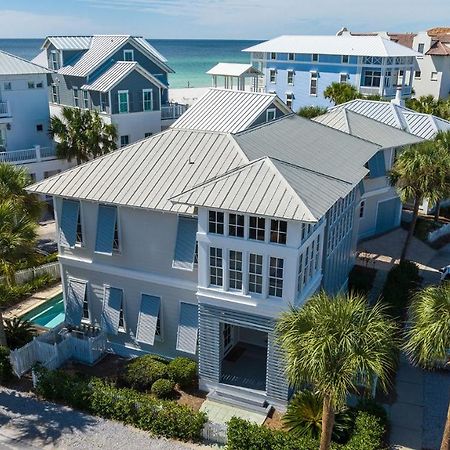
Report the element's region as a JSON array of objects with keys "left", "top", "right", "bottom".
[{"left": 0, "top": 262, "right": 61, "bottom": 286}]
